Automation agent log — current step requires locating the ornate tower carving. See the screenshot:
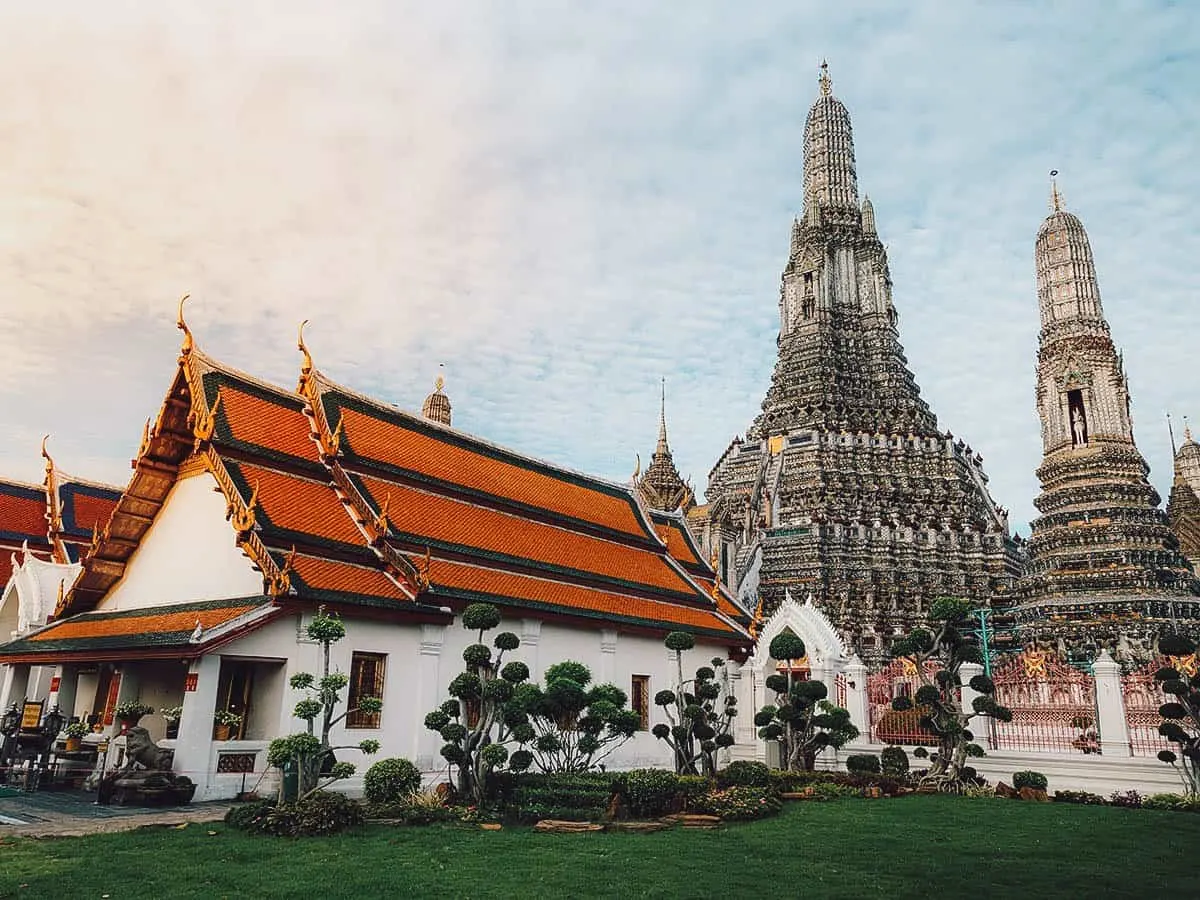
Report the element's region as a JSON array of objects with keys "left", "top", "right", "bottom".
[
  {"left": 1011, "top": 182, "right": 1200, "bottom": 651},
  {"left": 1168, "top": 422, "right": 1200, "bottom": 573},
  {"left": 421, "top": 371, "right": 452, "bottom": 426},
  {"left": 636, "top": 380, "right": 694, "bottom": 513},
  {"left": 704, "top": 65, "right": 1023, "bottom": 660}
]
